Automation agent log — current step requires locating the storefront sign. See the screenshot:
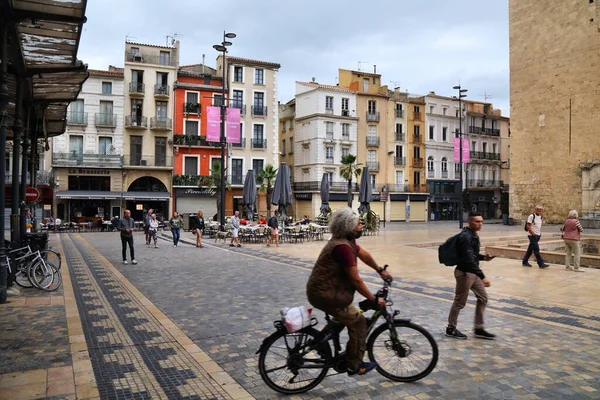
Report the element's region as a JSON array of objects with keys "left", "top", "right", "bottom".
[
  {"left": 68, "top": 168, "right": 110, "bottom": 175},
  {"left": 175, "top": 188, "right": 216, "bottom": 197},
  {"left": 294, "top": 193, "right": 312, "bottom": 200},
  {"left": 226, "top": 108, "right": 241, "bottom": 144}
]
